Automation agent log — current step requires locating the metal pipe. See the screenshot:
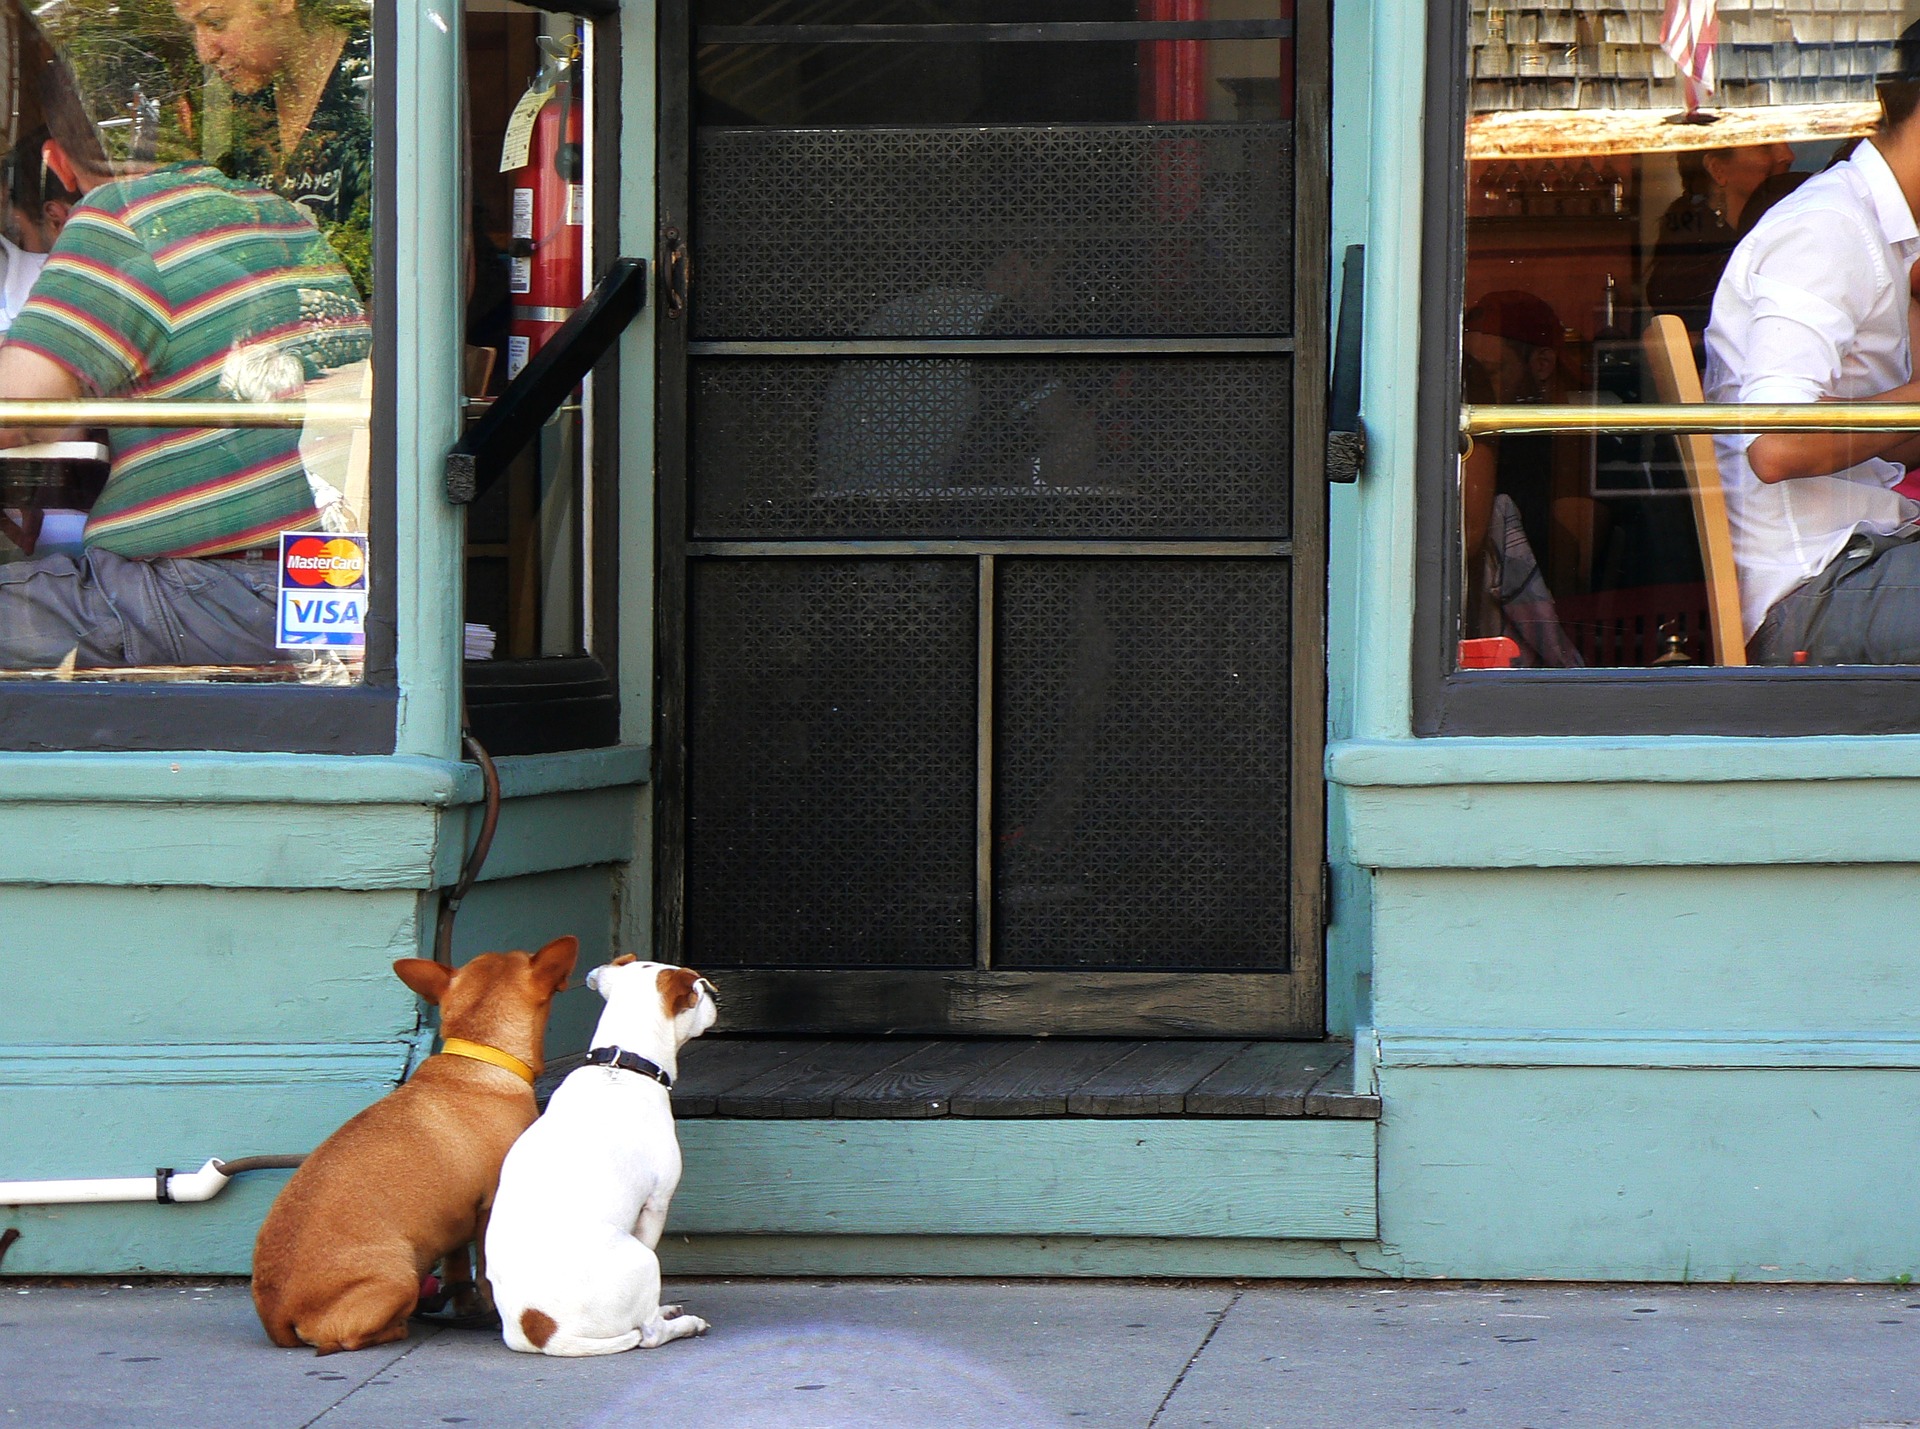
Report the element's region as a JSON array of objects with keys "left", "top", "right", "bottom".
[
  {"left": 0, "top": 399, "right": 368, "bottom": 428},
  {"left": 0, "top": 1154, "right": 305, "bottom": 1207},
  {"left": 1463, "top": 402, "right": 1920, "bottom": 438}
]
